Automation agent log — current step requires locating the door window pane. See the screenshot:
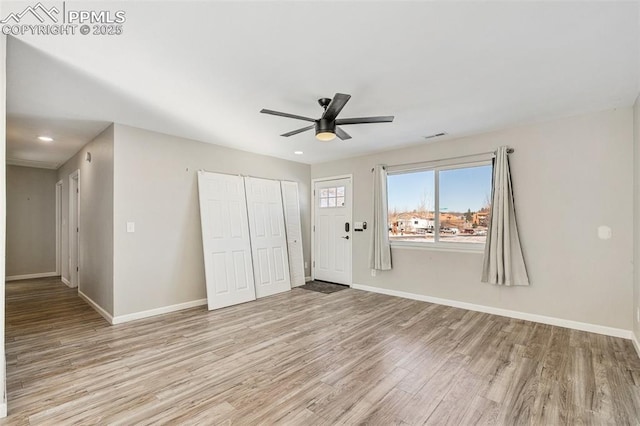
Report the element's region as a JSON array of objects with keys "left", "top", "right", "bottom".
[{"left": 319, "top": 186, "right": 347, "bottom": 209}]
